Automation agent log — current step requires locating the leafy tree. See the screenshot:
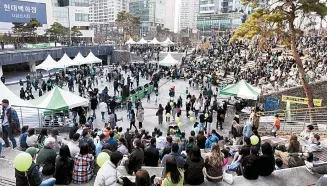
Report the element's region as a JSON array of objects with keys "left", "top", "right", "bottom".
[
  {"left": 71, "top": 27, "right": 82, "bottom": 44},
  {"left": 234, "top": 0, "right": 327, "bottom": 108},
  {"left": 45, "top": 22, "right": 67, "bottom": 44},
  {"left": 12, "top": 22, "right": 26, "bottom": 42},
  {"left": 25, "top": 18, "right": 42, "bottom": 37},
  {"left": 115, "top": 11, "right": 141, "bottom": 39}
]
